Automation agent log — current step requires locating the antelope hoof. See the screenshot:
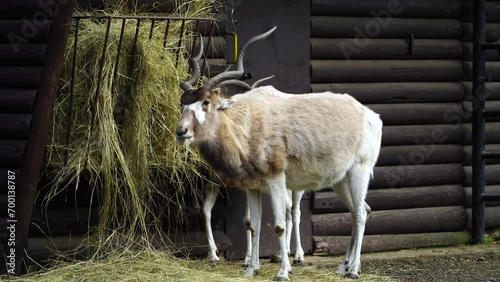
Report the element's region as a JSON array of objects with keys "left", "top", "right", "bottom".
[
  {"left": 245, "top": 267, "right": 259, "bottom": 277},
  {"left": 209, "top": 260, "right": 218, "bottom": 266},
  {"left": 273, "top": 276, "right": 290, "bottom": 281},
  {"left": 335, "top": 263, "right": 348, "bottom": 275},
  {"left": 293, "top": 259, "right": 304, "bottom": 266},
  {"left": 270, "top": 254, "right": 282, "bottom": 263},
  {"left": 346, "top": 272, "right": 360, "bottom": 279}
]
